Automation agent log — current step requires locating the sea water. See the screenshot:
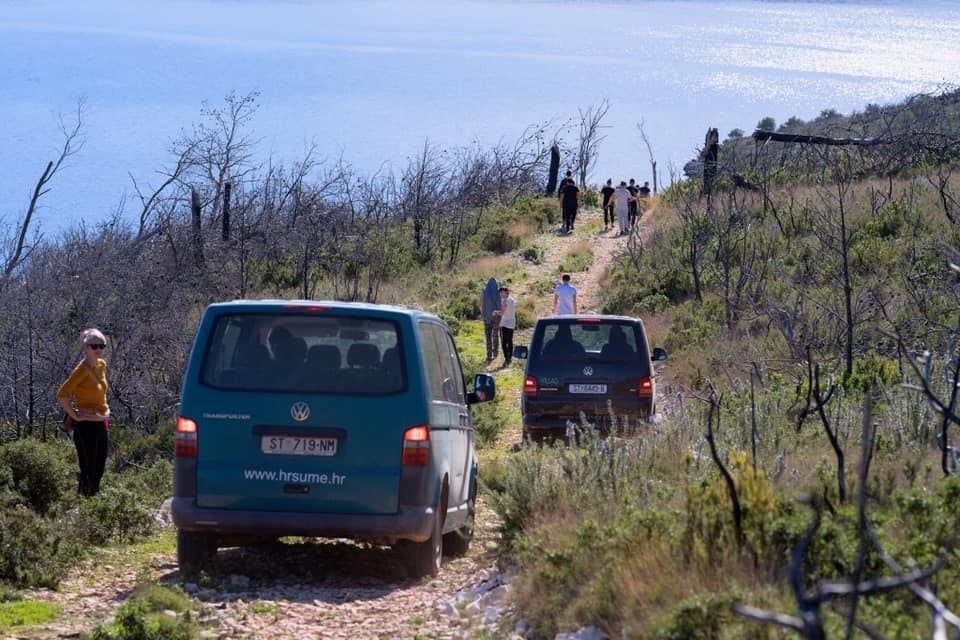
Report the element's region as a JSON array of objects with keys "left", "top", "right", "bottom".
[{"left": 2, "top": 0, "right": 959, "bottom": 234}]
